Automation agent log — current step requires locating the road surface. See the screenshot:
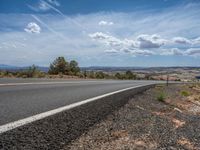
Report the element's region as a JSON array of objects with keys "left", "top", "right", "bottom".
[{"left": 0, "top": 78, "right": 160, "bottom": 126}]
